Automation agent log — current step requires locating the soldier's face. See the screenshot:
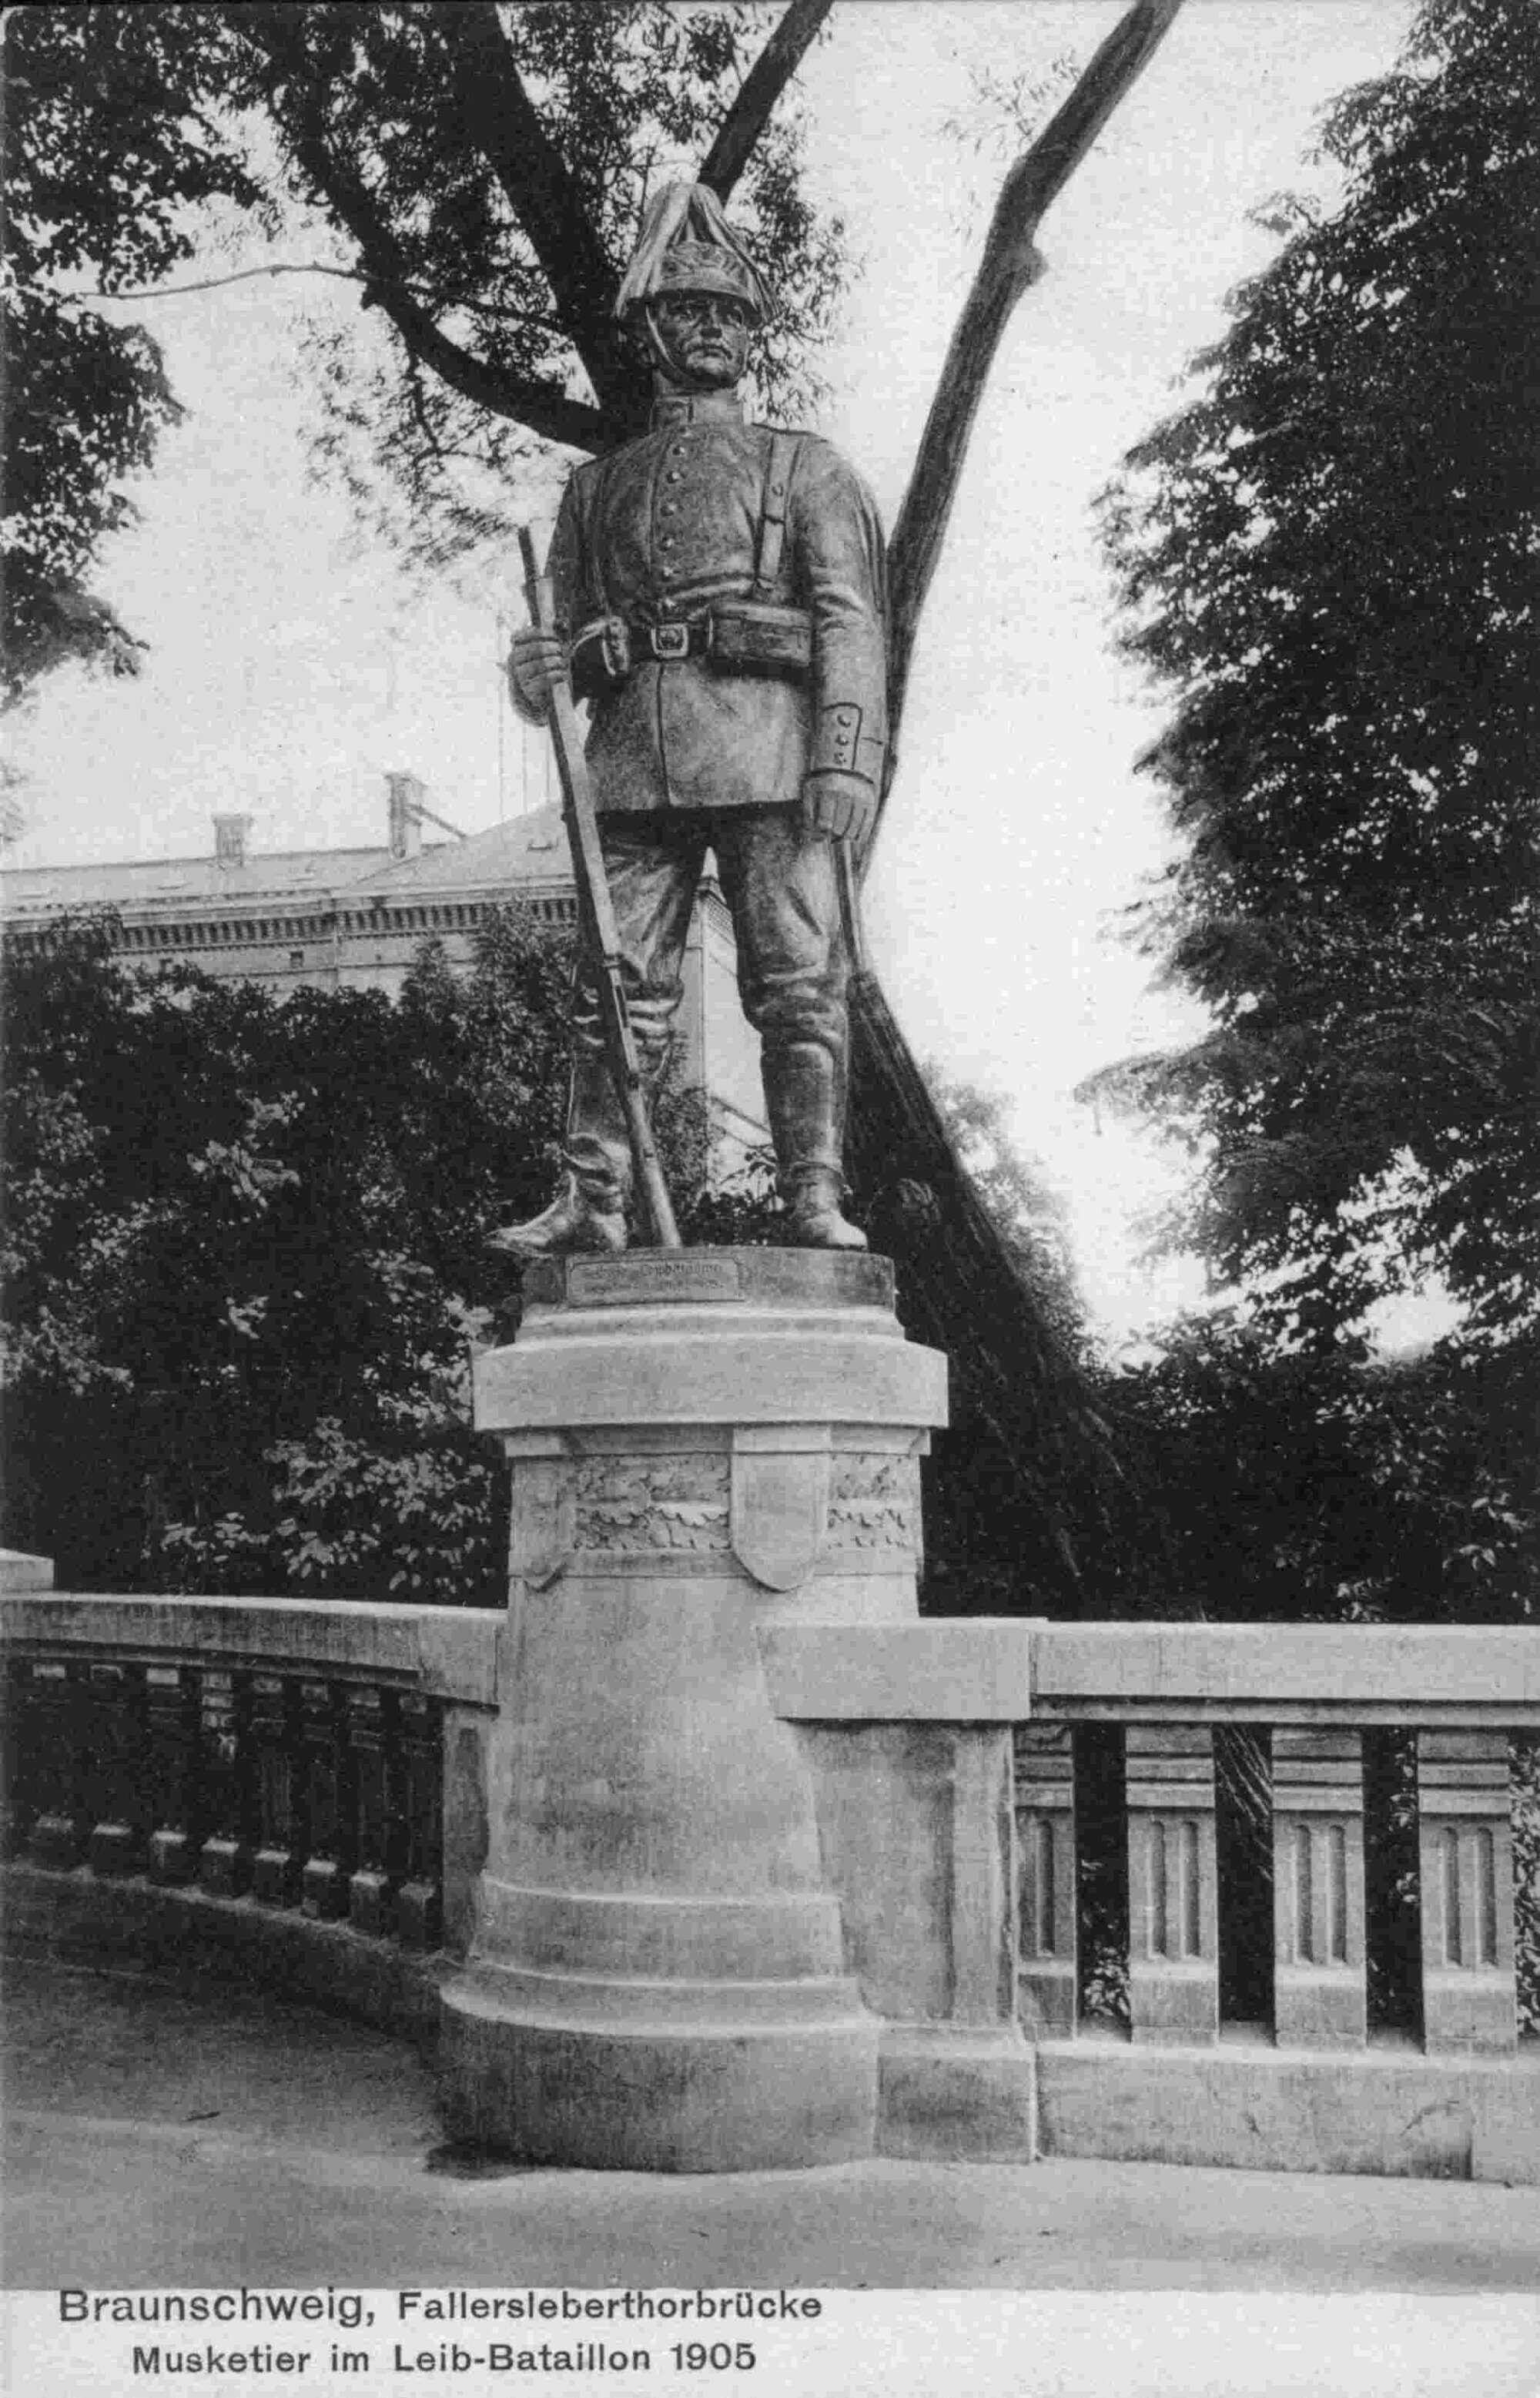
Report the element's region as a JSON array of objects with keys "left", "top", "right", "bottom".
[{"left": 649, "top": 292, "right": 753, "bottom": 390}]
